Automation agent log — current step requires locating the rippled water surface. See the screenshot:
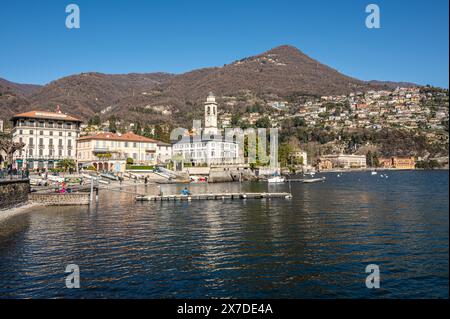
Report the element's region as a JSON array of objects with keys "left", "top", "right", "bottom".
[{"left": 0, "top": 171, "right": 448, "bottom": 298}]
